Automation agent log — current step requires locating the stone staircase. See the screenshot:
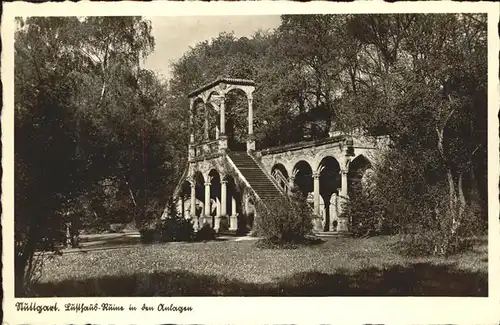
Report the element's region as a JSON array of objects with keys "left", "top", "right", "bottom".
[
  {"left": 315, "top": 231, "right": 352, "bottom": 238},
  {"left": 227, "top": 151, "right": 284, "bottom": 205}
]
